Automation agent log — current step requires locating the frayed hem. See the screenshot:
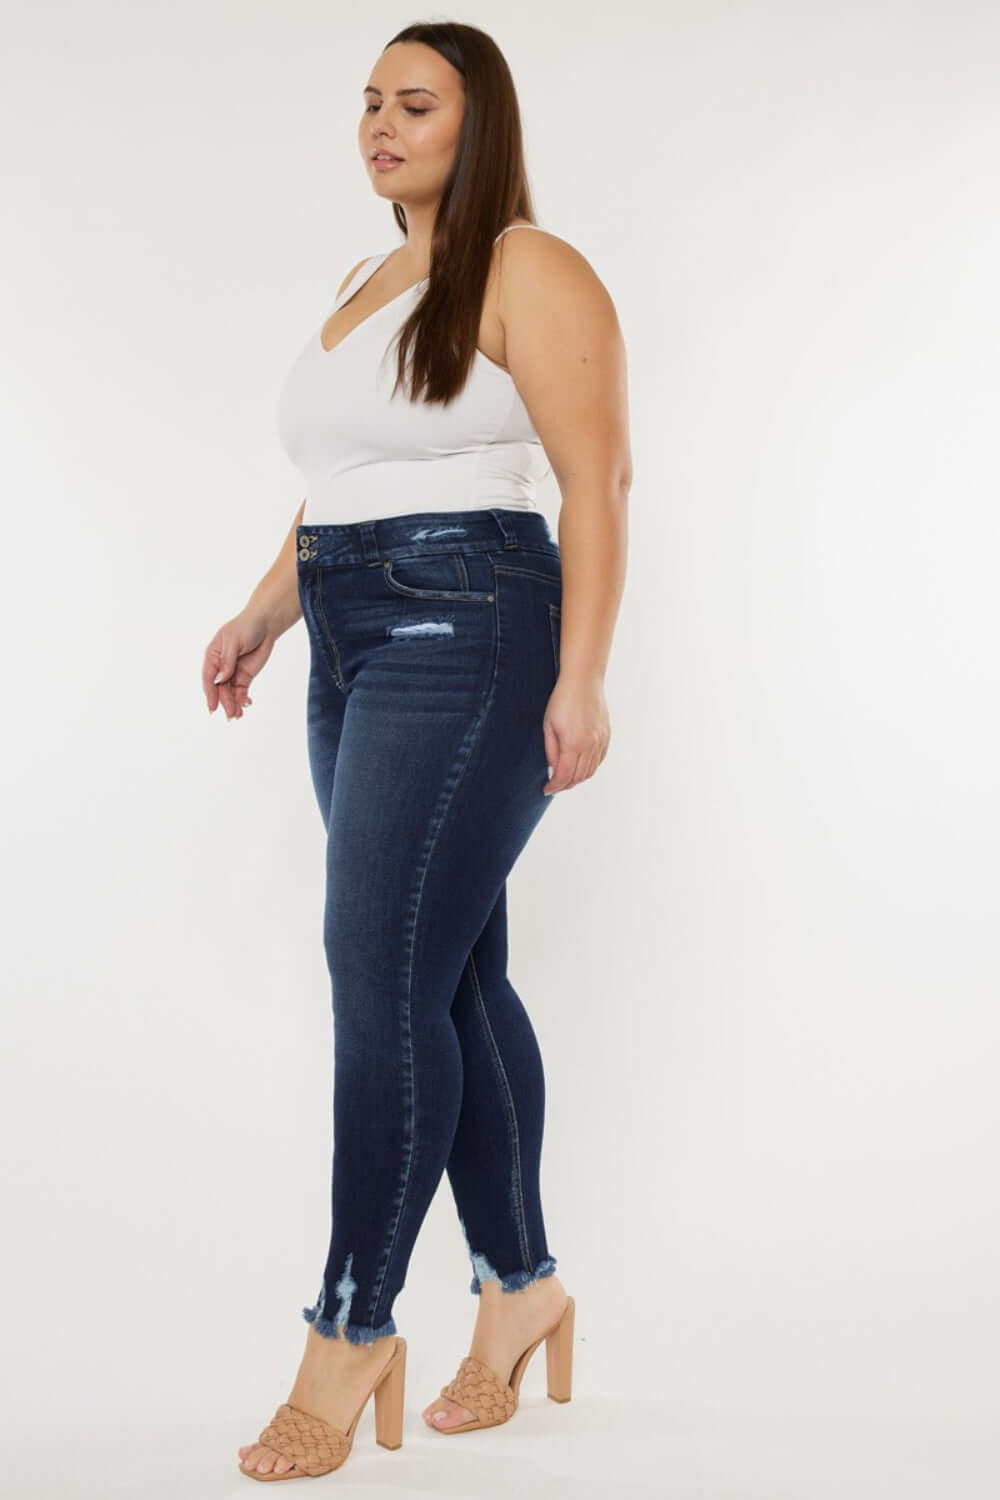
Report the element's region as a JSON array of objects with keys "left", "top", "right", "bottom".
[
  {"left": 469, "top": 1254, "right": 558, "bottom": 1296},
  {"left": 301, "top": 1251, "right": 397, "bottom": 1344},
  {"left": 302, "top": 1305, "right": 398, "bottom": 1344}
]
